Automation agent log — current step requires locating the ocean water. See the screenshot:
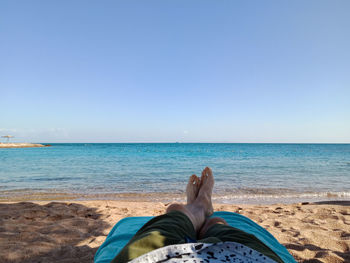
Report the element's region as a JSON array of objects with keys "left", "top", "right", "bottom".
[{"left": 0, "top": 143, "right": 349, "bottom": 204}]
